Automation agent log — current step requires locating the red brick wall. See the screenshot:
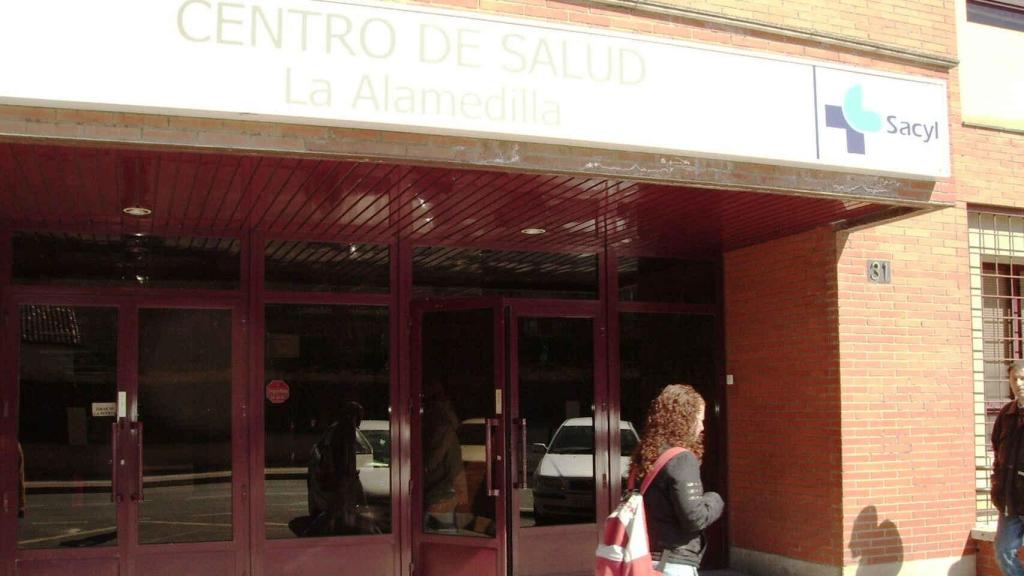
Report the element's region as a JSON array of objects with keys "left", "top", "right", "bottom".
[
  {"left": 977, "top": 540, "right": 997, "bottom": 576},
  {"left": 951, "top": 70, "right": 1024, "bottom": 208},
  {"left": 725, "top": 226, "right": 843, "bottom": 566},
  {"left": 727, "top": 208, "right": 976, "bottom": 571},
  {"left": 975, "top": 539, "right": 1024, "bottom": 576},
  {"left": 836, "top": 207, "right": 975, "bottom": 566}
]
